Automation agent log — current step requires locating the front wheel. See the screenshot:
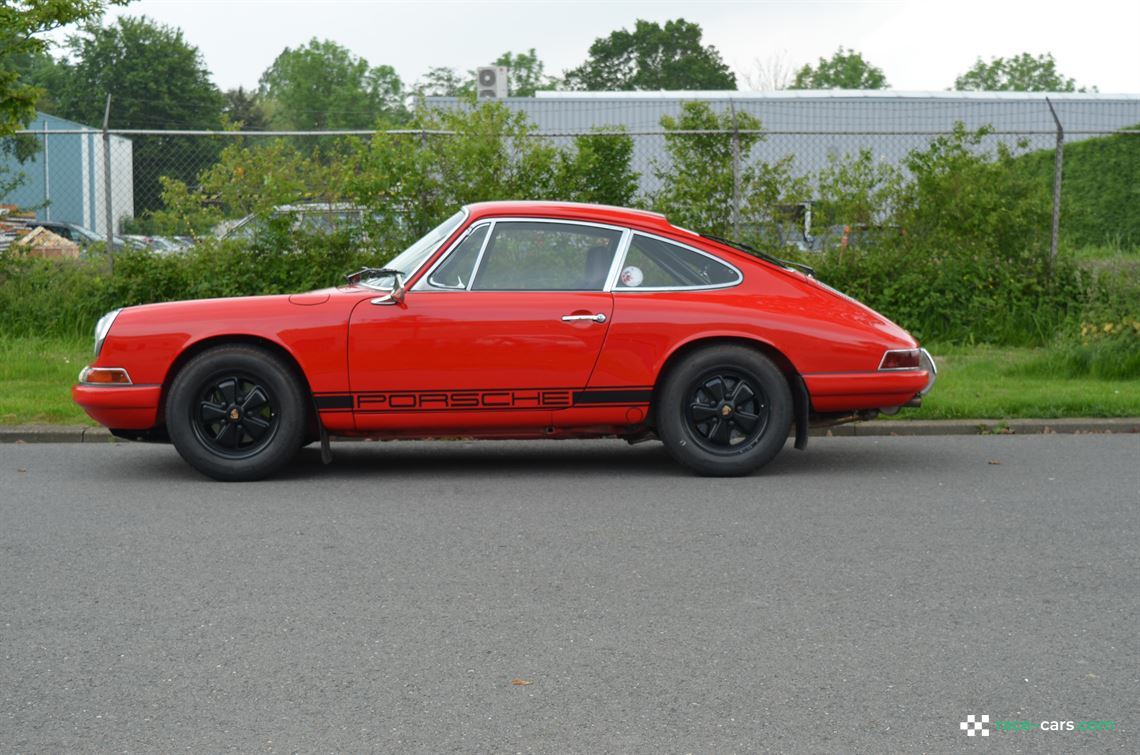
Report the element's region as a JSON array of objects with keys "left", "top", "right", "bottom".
[
  {"left": 166, "top": 345, "right": 307, "bottom": 481},
  {"left": 657, "top": 346, "right": 793, "bottom": 477}
]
